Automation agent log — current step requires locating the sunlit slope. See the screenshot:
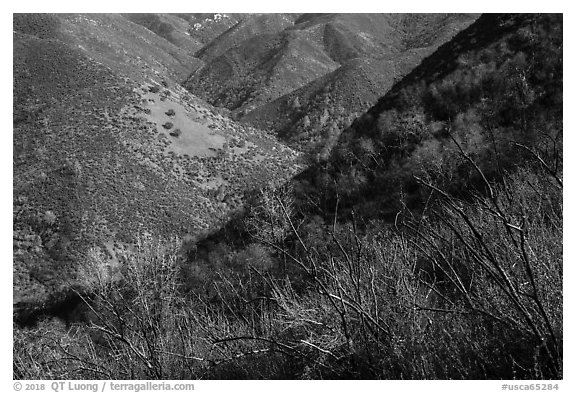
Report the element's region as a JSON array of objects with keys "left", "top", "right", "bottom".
[{"left": 13, "top": 17, "right": 300, "bottom": 317}]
